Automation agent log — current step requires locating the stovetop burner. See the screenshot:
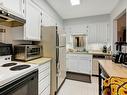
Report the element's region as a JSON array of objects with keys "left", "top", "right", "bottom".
[
  {"left": 10, "top": 65, "right": 31, "bottom": 71},
  {"left": 1, "top": 63, "right": 17, "bottom": 67}
]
